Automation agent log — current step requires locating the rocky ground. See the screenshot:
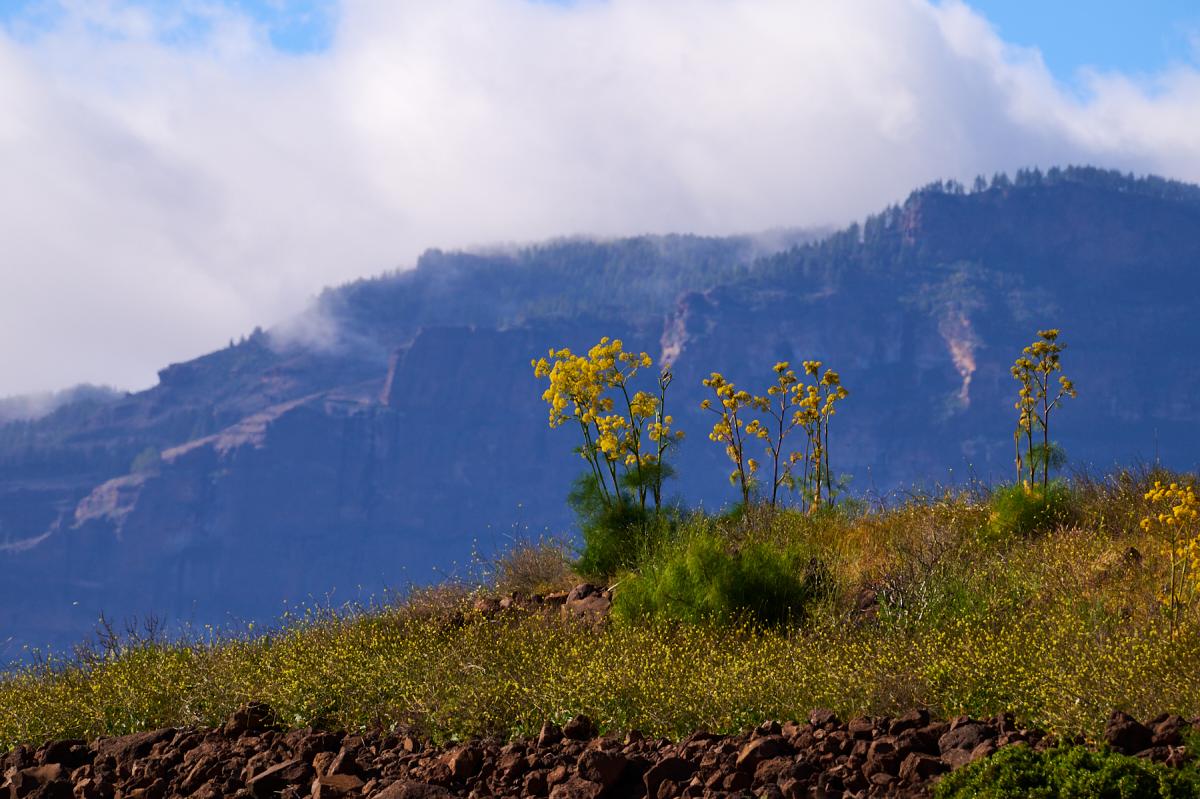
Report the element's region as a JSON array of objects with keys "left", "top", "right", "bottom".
[{"left": 2, "top": 704, "right": 1195, "bottom": 799}]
